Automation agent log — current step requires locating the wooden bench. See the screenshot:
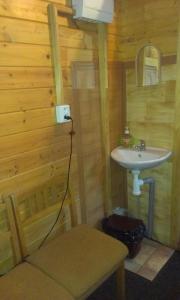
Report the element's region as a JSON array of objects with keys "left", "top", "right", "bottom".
[
  {"left": 26, "top": 224, "right": 128, "bottom": 299},
  {"left": 0, "top": 181, "right": 128, "bottom": 299},
  {"left": 10, "top": 181, "right": 128, "bottom": 299},
  {"left": 0, "top": 262, "right": 74, "bottom": 300},
  {"left": 0, "top": 198, "right": 74, "bottom": 300}
]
